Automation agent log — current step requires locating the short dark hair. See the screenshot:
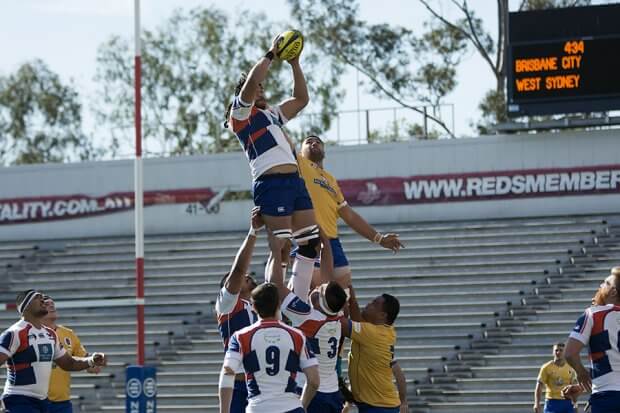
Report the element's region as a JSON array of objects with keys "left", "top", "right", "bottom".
[
  {"left": 304, "top": 135, "right": 324, "bottom": 144},
  {"left": 16, "top": 289, "right": 35, "bottom": 307},
  {"left": 554, "top": 342, "right": 565, "bottom": 348},
  {"left": 325, "top": 281, "right": 347, "bottom": 313},
  {"left": 251, "top": 283, "right": 279, "bottom": 318},
  {"left": 381, "top": 294, "right": 400, "bottom": 325}
]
